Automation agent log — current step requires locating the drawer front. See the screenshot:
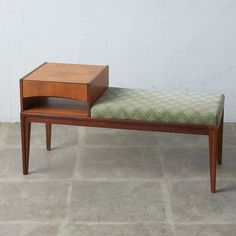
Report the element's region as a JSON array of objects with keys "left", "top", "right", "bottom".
[{"left": 23, "top": 81, "right": 88, "bottom": 102}]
